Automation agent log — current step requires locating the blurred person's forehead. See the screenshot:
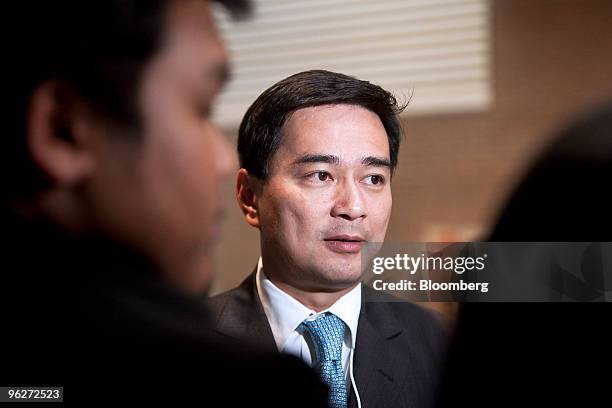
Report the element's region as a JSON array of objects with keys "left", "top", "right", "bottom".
[
  {"left": 147, "top": 0, "right": 230, "bottom": 92},
  {"left": 163, "top": 0, "right": 225, "bottom": 53},
  {"left": 166, "top": 0, "right": 218, "bottom": 37}
]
